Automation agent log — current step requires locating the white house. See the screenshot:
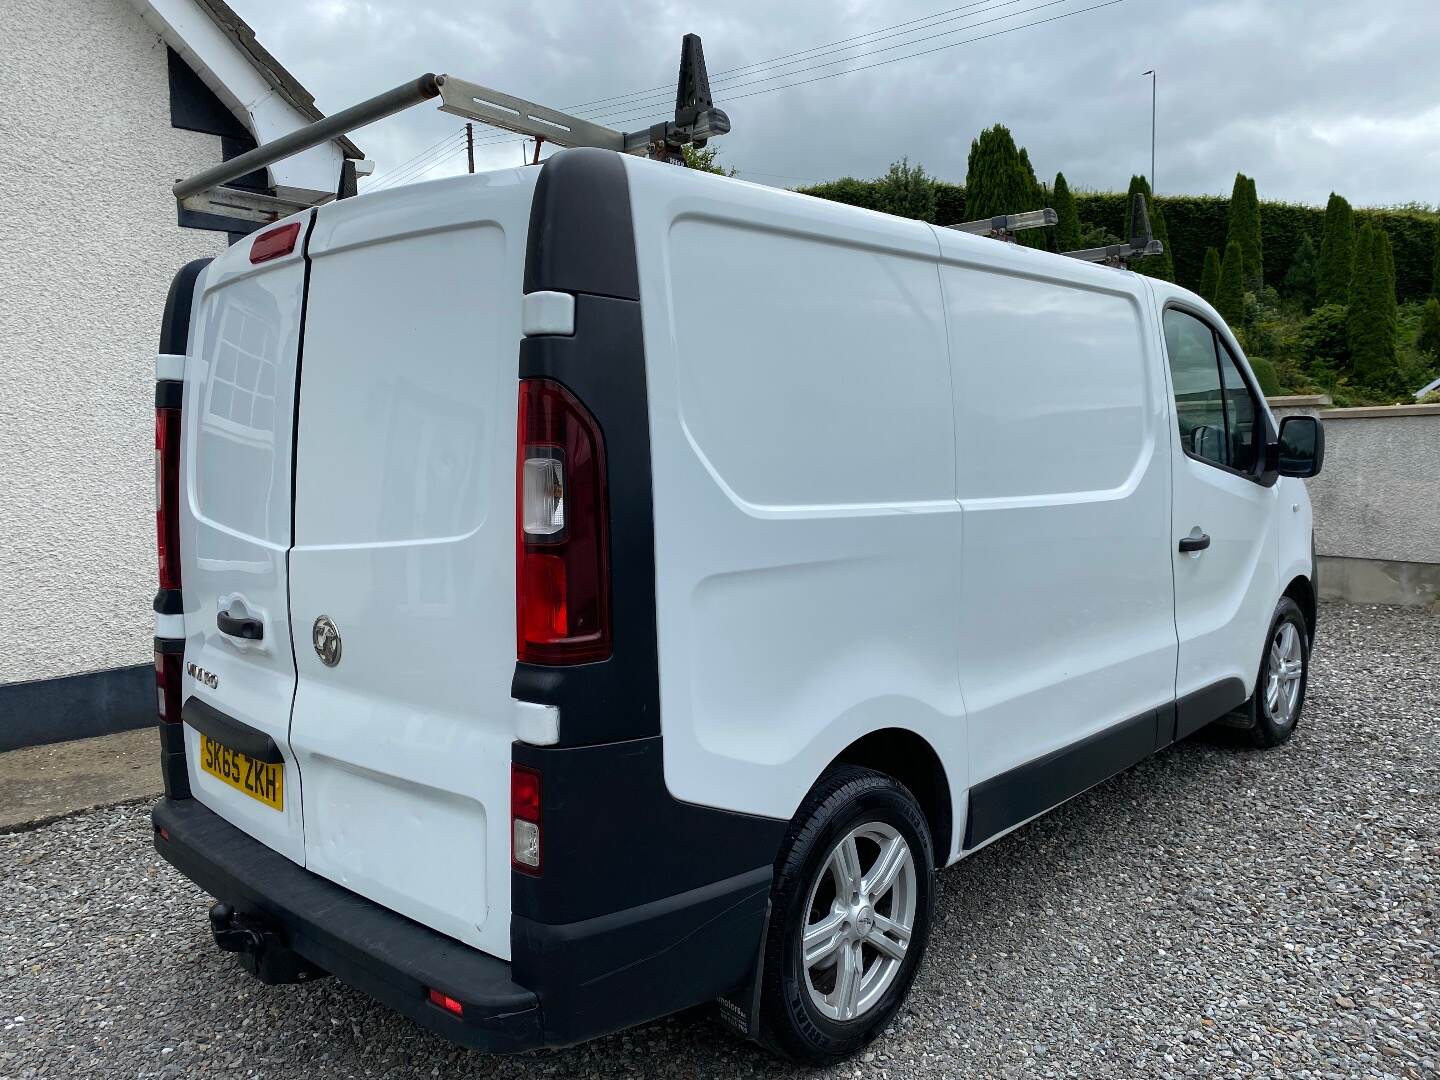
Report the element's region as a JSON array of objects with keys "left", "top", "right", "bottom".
[{"left": 0, "top": 0, "right": 359, "bottom": 749}]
